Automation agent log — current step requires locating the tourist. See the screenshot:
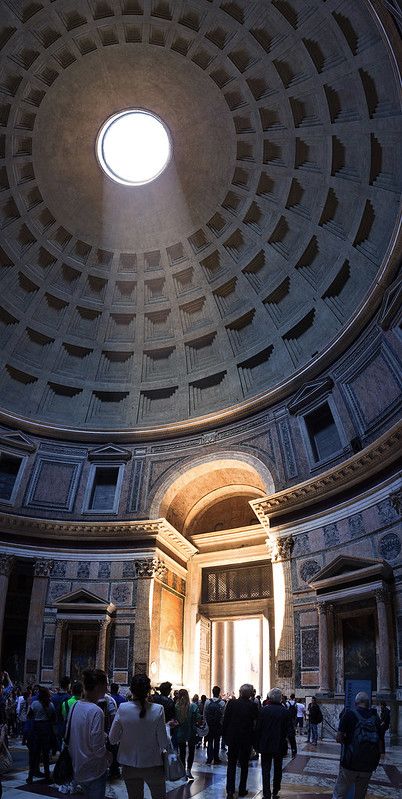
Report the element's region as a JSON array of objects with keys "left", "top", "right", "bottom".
[
  {"left": 285, "top": 694, "right": 297, "bottom": 757},
  {"left": 174, "top": 688, "right": 201, "bottom": 780},
  {"left": 256, "top": 687, "right": 291, "bottom": 799},
  {"left": 379, "top": 700, "right": 390, "bottom": 754},
  {"left": 17, "top": 690, "right": 30, "bottom": 741},
  {"left": 295, "top": 698, "right": 306, "bottom": 733},
  {"left": 26, "top": 686, "right": 56, "bottom": 784},
  {"left": 69, "top": 668, "right": 111, "bottom": 799},
  {"left": 5, "top": 690, "right": 17, "bottom": 736},
  {"left": 52, "top": 677, "right": 71, "bottom": 751},
  {"left": 307, "top": 697, "right": 323, "bottom": 746},
  {"left": 332, "top": 691, "right": 381, "bottom": 799},
  {"left": 152, "top": 681, "right": 175, "bottom": 723},
  {"left": 222, "top": 683, "right": 258, "bottom": 799},
  {"left": 110, "top": 683, "right": 126, "bottom": 707},
  {"left": 204, "top": 685, "right": 225, "bottom": 765},
  {"left": 62, "top": 681, "right": 82, "bottom": 718},
  {"left": 195, "top": 694, "right": 207, "bottom": 748},
  {"left": 109, "top": 673, "right": 168, "bottom": 799}
]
